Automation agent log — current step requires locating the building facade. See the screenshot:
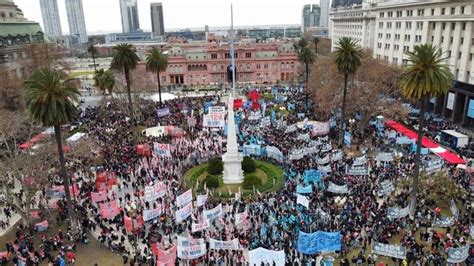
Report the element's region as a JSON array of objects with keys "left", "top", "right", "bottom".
[
  {"left": 330, "top": 0, "right": 474, "bottom": 126},
  {"left": 120, "top": 0, "right": 140, "bottom": 33},
  {"left": 0, "top": 0, "right": 45, "bottom": 78},
  {"left": 320, "top": 0, "right": 330, "bottom": 28},
  {"left": 150, "top": 2, "right": 165, "bottom": 37},
  {"left": 65, "top": 0, "right": 88, "bottom": 43},
  {"left": 39, "top": 0, "right": 62, "bottom": 38},
  {"left": 117, "top": 42, "right": 300, "bottom": 87},
  {"left": 302, "top": 4, "right": 321, "bottom": 31}
]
